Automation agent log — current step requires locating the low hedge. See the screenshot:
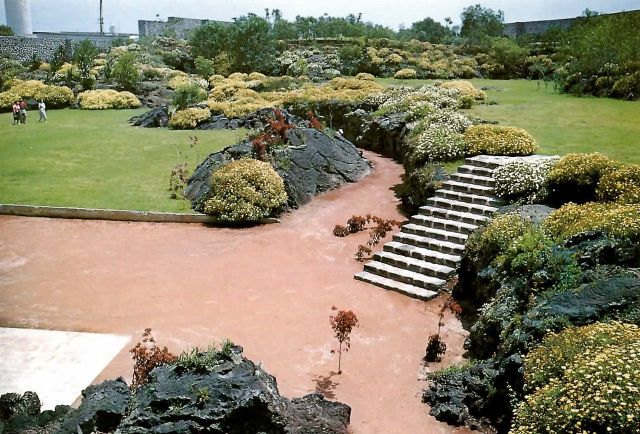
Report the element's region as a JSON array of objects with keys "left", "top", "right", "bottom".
[
  {"left": 464, "top": 125, "right": 538, "bottom": 156},
  {"left": 78, "top": 89, "right": 141, "bottom": 110},
  {"left": 0, "top": 80, "right": 74, "bottom": 109},
  {"left": 544, "top": 202, "right": 640, "bottom": 241},
  {"left": 203, "top": 159, "right": 288, "bottom": 223},
  {"left": 512, "top": 322, "right": 640, "bottom": 434},
  {"left": 168, "top": 107, "right": 211, "bottom": 129}
]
